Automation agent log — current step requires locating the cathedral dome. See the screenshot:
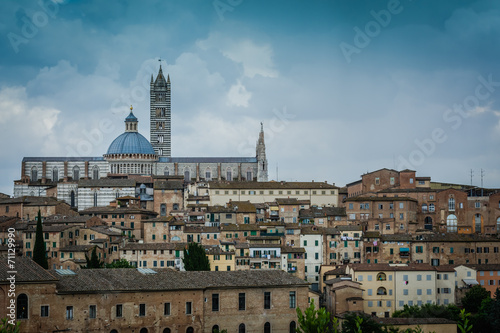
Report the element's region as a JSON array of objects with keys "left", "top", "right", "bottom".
[{"left": 106, "top": 132, "right": 156, "bottom": 155}]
